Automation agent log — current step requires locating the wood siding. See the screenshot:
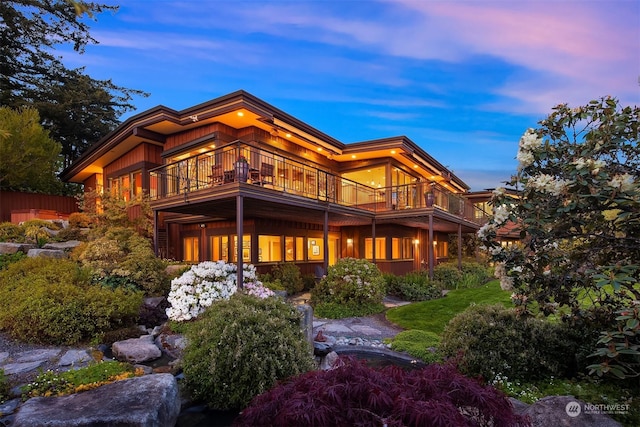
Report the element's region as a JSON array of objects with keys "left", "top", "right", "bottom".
[
  {"left": 0, "top": 191, "right": 78, "bottom": 223},
  {"left": 104, "top": 143, "right": 162, "bottom": 177}
]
